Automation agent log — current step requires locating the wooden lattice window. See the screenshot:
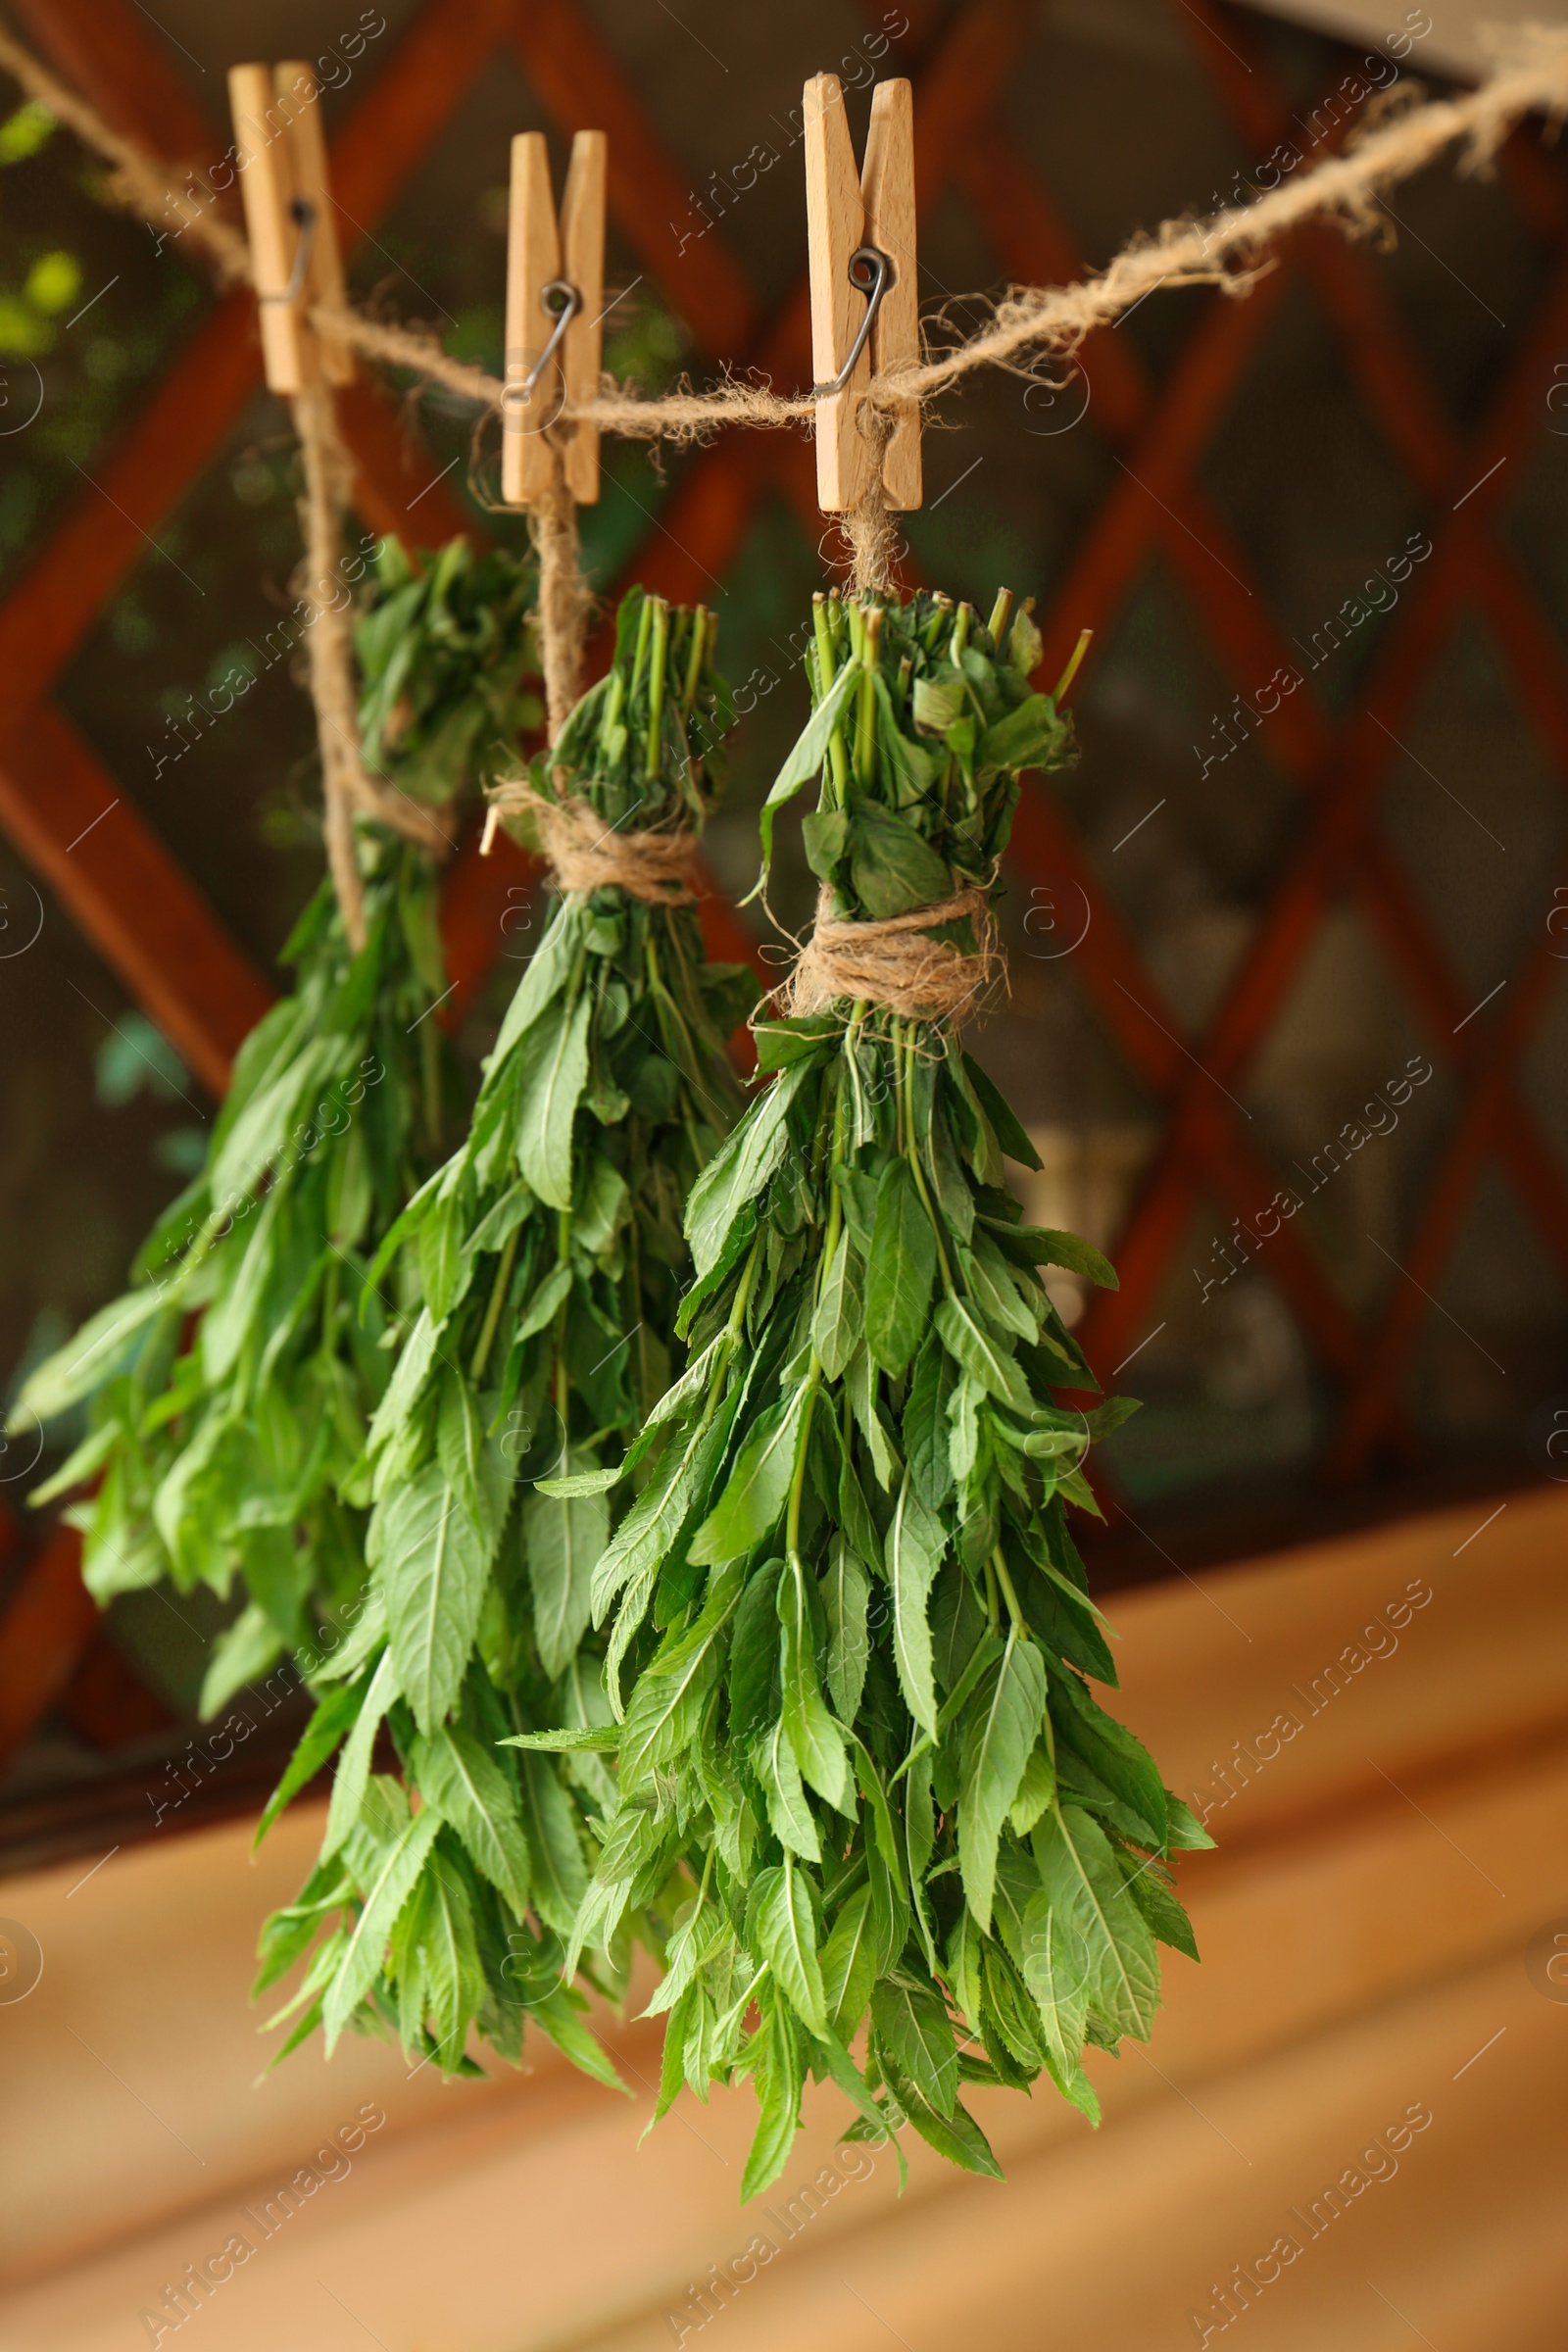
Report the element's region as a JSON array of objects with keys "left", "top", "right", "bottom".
[{"left": 0, "top": 0, "right": 1564, "bottom": 1849}]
